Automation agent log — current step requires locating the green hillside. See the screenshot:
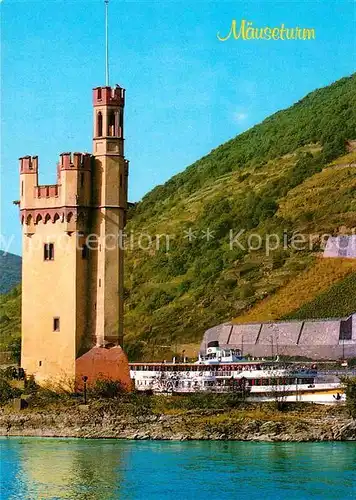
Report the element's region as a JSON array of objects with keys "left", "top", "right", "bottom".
[
  {"left": 124, "top": 74, "right": 356, "bottom": 359},
  {"left": 232, "top": 259, "right": 356, "bottom": 325},
  {"left": 284, "top": 272, "right": 356, "bottom": 321},
  {"left": 0, "top": 252, "right": 21, "bottom": 294},
  {"left": 0, "top": 286, "right": 21, "bottom": 362},
  {"left": 1, "top": 74, "right": 356, "bottom": 362}
]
